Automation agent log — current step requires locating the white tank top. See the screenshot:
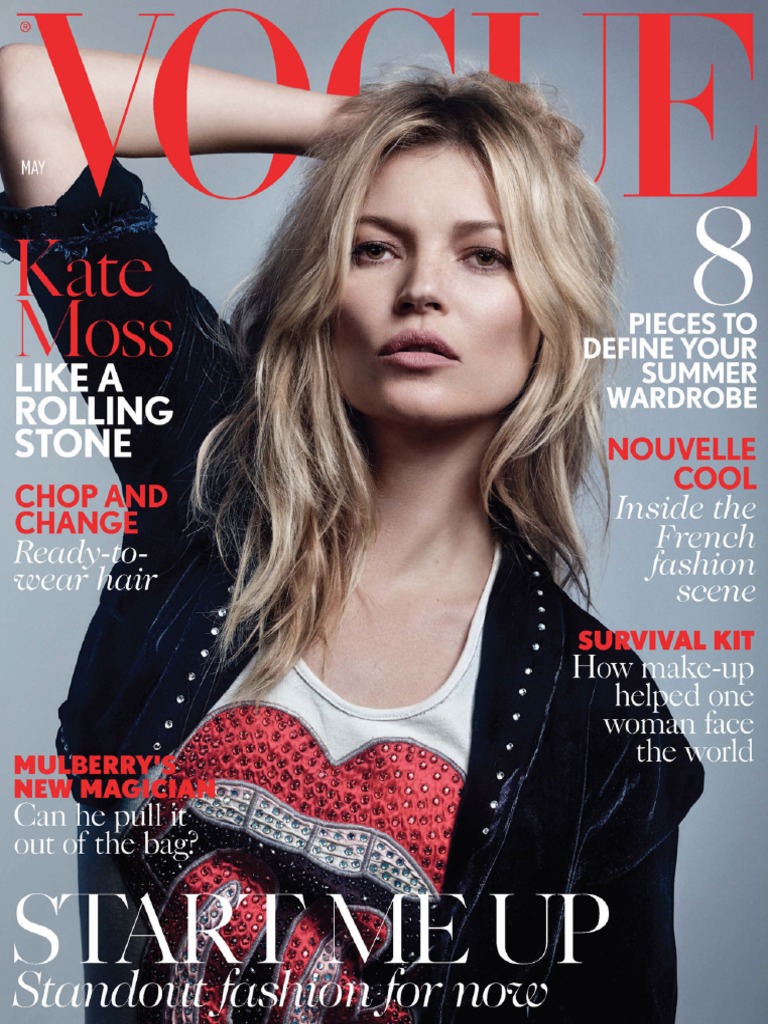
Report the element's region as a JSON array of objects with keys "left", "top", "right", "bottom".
[{"left": 216, "top": 546, "right": 501, "bottom": 772}]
